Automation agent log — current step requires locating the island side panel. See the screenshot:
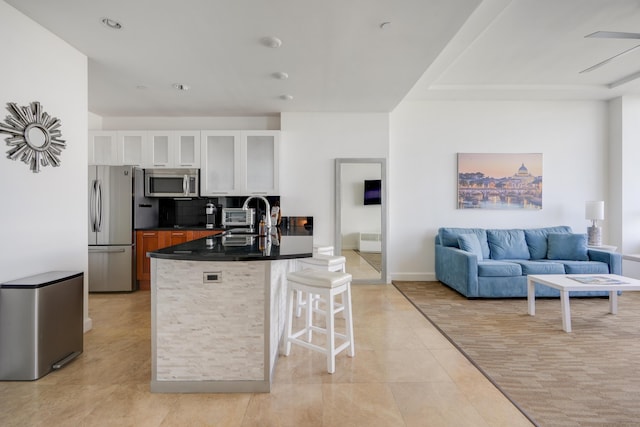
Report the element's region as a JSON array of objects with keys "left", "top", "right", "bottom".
[
  {"left": 153, "top": 259, "right": 266, "bottom": 382},
  {"left": 268, "top": 258, "right": 298, "bottom": 377}
]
